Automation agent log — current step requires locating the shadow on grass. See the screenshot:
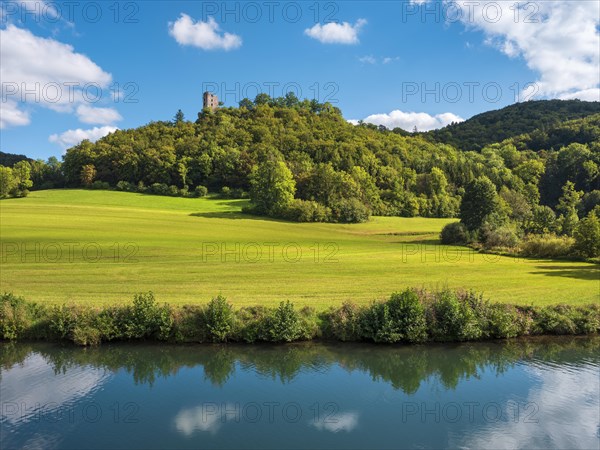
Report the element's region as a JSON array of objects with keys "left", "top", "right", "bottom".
[
  {"left": 531, "top": 265, "right": 600, "bottom": 281},
  {"left": 189, "top": 210, "right": 294, "bottom": 224},
  {"left": 391, "top": 238, "right": 442, "bottom": 245}
]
